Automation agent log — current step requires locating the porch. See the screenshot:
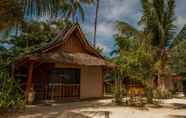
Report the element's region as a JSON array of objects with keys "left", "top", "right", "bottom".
[{"left": 16, "top": 62, "right": 81, "bottom": 102}]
